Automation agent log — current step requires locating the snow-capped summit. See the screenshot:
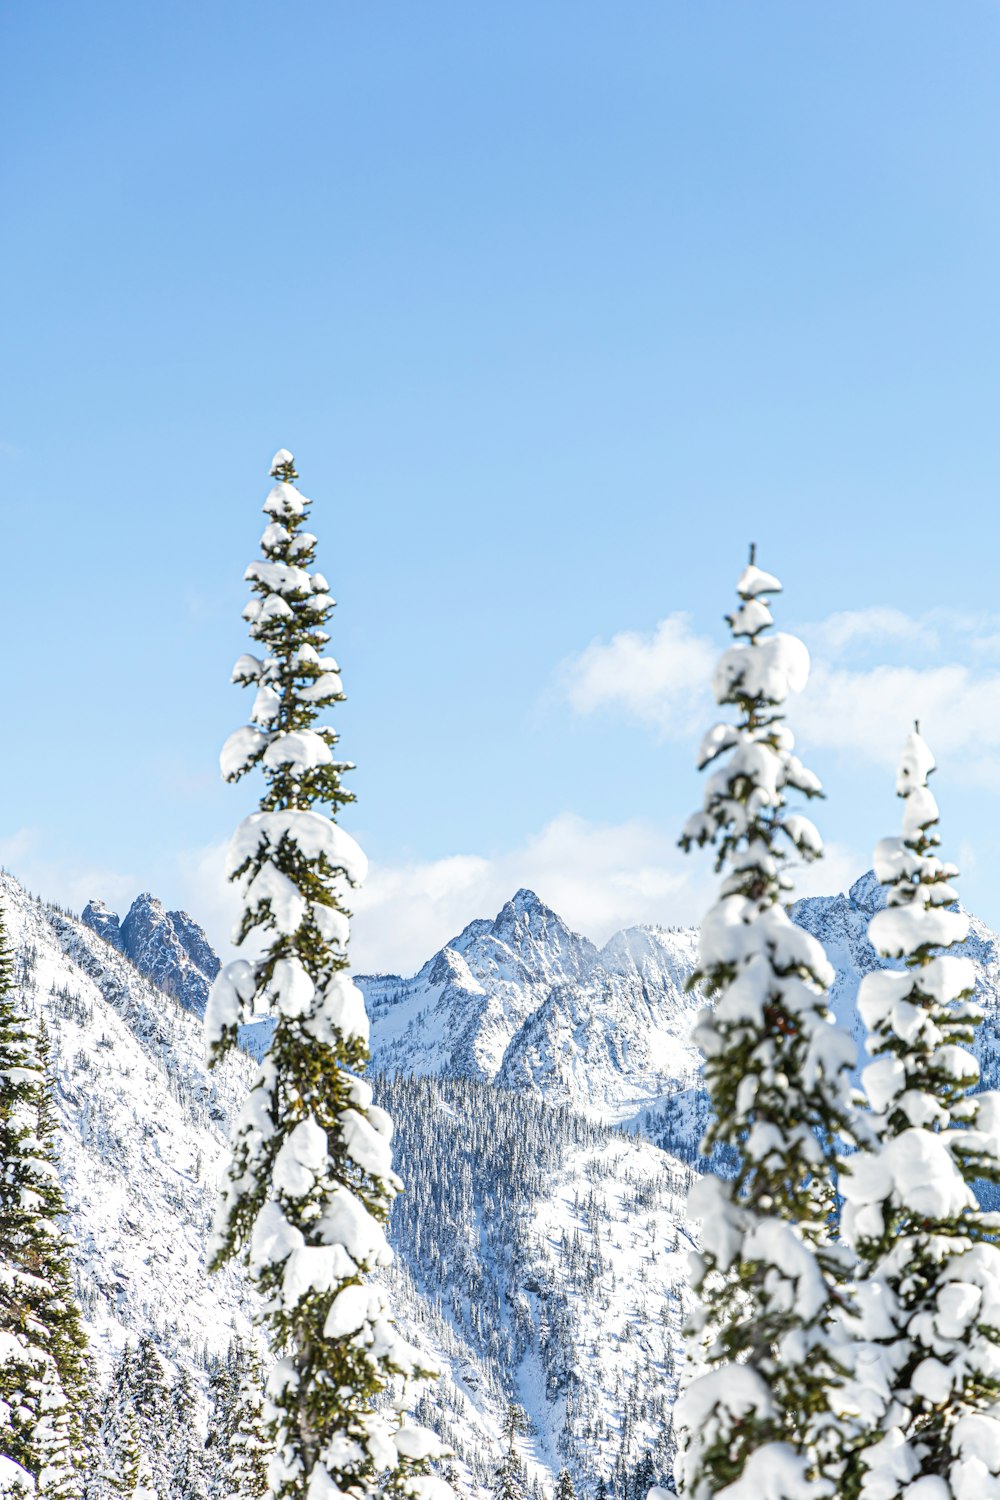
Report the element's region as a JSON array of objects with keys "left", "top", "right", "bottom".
[
  {"left": 83, "top": 891, "right": 220, "bottom": 1016},
  {"left": 848, "top": 868, "right": 887, "bottom": 914},
  {"left": 364, "top": 889, "right": 598, "bottom": 1079},
  {"left": 360, "top": 891, "right": 705, "bottom": 1118}
]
